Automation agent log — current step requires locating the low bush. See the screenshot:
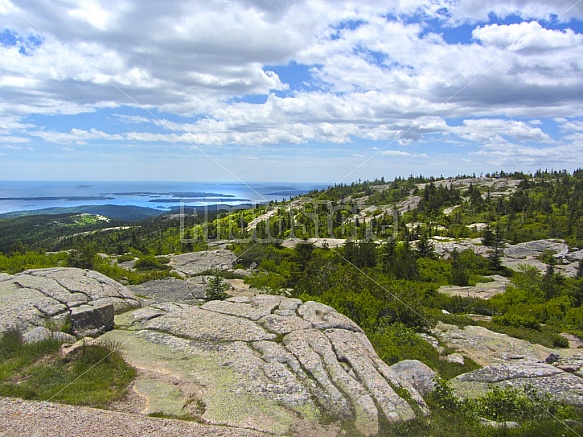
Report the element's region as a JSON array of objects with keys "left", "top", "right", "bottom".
[{"left": 492, "top": 313, "right": 541, "bottom": 330}]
